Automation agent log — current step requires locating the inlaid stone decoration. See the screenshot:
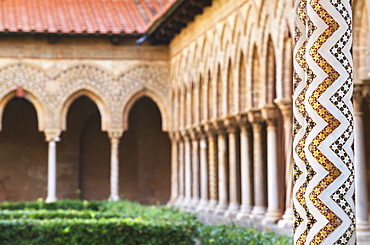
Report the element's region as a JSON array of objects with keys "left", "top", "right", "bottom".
[{"left": 293, "top": 0, "right": 355, "bottom": 244}]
